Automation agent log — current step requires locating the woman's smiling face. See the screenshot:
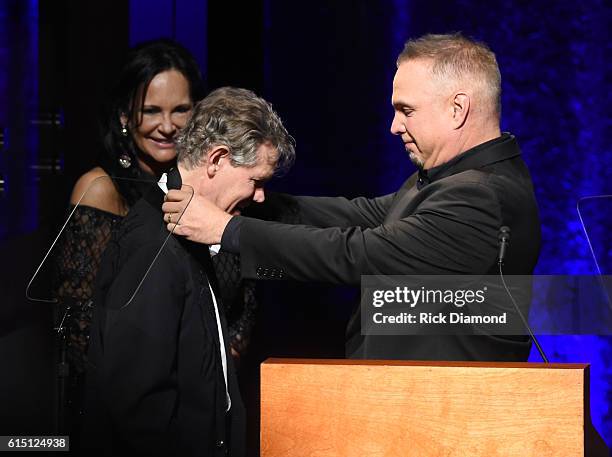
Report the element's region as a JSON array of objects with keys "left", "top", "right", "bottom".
[{"left": 128, "top": 69, "right": 193, "bottom": 175}]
